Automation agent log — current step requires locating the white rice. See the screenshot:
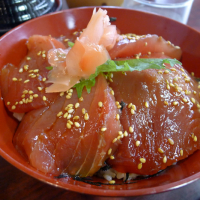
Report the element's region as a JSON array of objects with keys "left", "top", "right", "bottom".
[{"left": 97, "top": 168, "right": 139, "bottom": 182}]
